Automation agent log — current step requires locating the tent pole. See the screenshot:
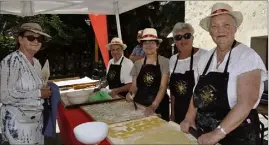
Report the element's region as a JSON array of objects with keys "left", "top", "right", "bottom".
[{"left": 114, "top": 0, "right": 122, "bottom": 39}]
